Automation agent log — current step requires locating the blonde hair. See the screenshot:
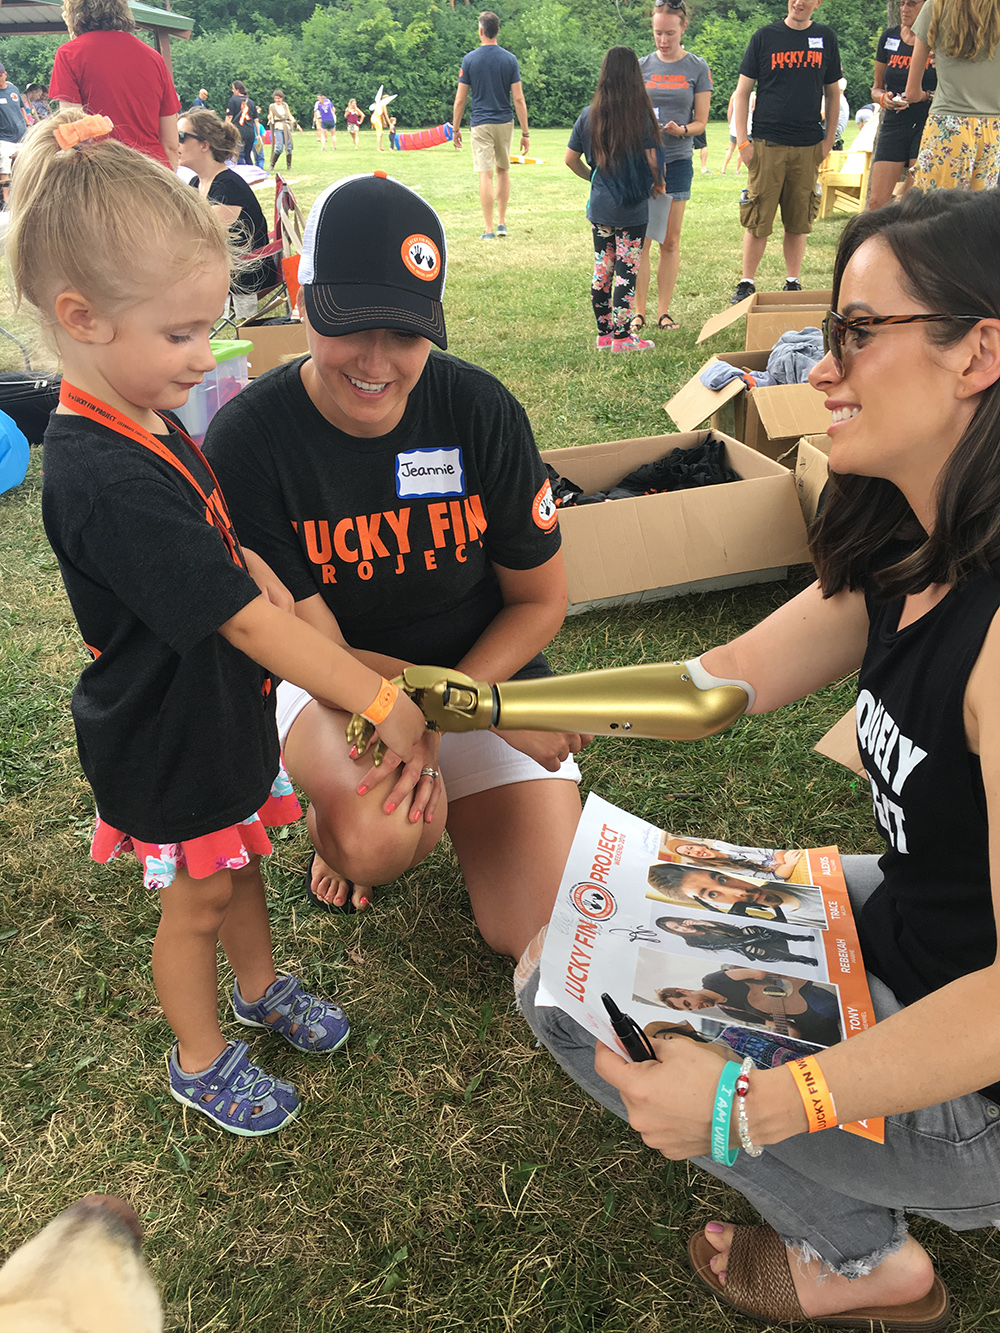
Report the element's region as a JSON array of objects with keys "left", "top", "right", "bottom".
[
  {"left": 7, "top": 111, "right": 233, "bottom": 329},
  {"left": 927, "top": 0, "right": 1000, "bottom": 59},
  {"left": 62, "top": 0, "right": 134, "bottom": 38},
  {"left": 181, "top": 108, "right": 242, "bottom": 162}
]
